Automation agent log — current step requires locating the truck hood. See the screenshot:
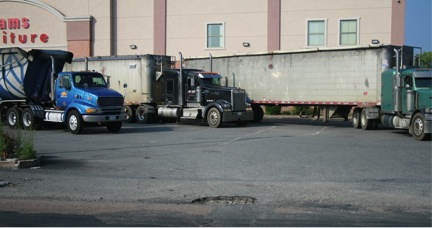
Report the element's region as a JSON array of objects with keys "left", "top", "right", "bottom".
[{"left": 79, "top": 87, "right": 123, "bottom": 98}]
